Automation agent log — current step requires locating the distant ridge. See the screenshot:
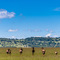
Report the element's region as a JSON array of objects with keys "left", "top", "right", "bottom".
[{"left": 0, "top": 37, "right": 60, "bottom": 47}]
